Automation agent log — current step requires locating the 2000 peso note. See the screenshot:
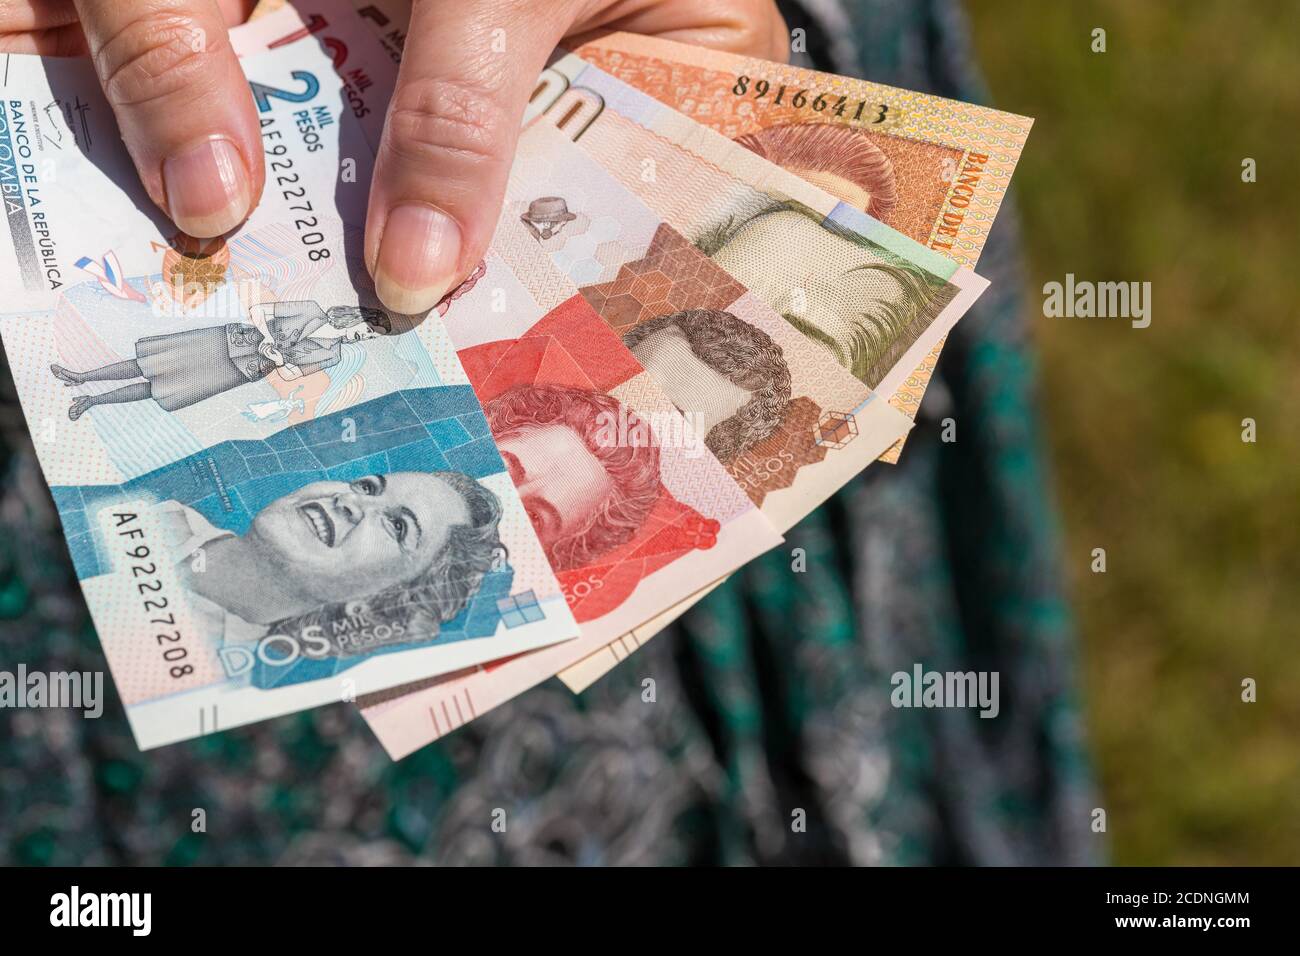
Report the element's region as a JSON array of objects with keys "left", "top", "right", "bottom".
[{"left": 0, "top": 42, "right": 579, "bottom": 748}]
